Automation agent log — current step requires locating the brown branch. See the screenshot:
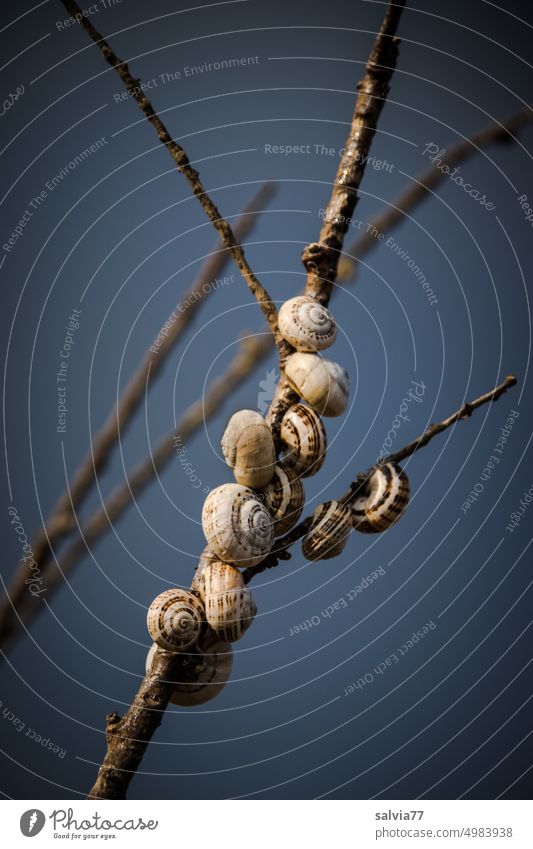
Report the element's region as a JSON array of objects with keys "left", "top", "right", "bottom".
[
  {"left": 249, "top": 374, "right": 518, "bottom": 583},
  {"left": 338, "top": 106, "right": 533, "bottom": 279},
  {"left": 60, "top": 0, "right": 288, "bottom": 354},
  {"left": 267, "top": 0, "right": 406, "bottom": 443},
  {"left": 1, "top": 334, "right": 273, "bottom": 653},
  {"left": 88, "top": 374, "right": 517, "bottom": 799},
  {"left": 0, "top": 184, "right": 276, "bottom": 655},
  {"left": 302, "top": 0, "right": 406, "bottom": 302}
]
